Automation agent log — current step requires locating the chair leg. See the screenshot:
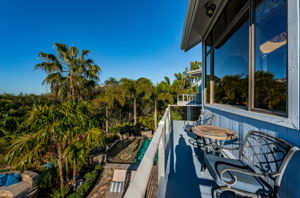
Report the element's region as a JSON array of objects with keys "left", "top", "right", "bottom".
[
  {"left": 188, "top": 138, "right": 198, "bottom": 147},
  {"left": 201, "top": 162, "right": 207, "bottom": 172},
  {"left": 213, "top": 186, "right": 258, "bottom": 198},
  {"left": 212, "top": 187, "right": 223, "bottom": 198}
]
